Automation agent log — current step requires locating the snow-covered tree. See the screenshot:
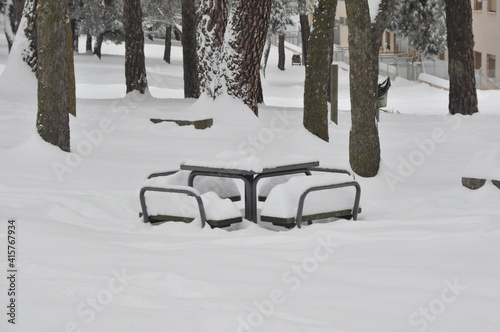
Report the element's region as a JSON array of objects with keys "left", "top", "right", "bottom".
[
  {"left": 142, "top": 0, "right": 180, "bottom": 63},
  {"left": 303, "top": 0, "right": 336, "bottom": 142},
  {"left": 36, "top": 0, "right": 75, "bottom": 152},
  {"left": 262, "top": 0, "right": 295, "bottom": 74},
  {"left": 389, "top": 0, "right": 446, "bottom": 59},
  {"left": 298, "top": 0, "right": 312, "bottom": 65},
  {"left": 124, "top": 0, "right": 148, "bottom": 94},
  {"left": 223, "top": 0, "right": 272, "bottom": 115},
  {"left": 72, "top": 0, "right": 124, "bottom": 58},
  {"left": 21, "top": 0, "right": 37, "bottom": 73},
  {"left": 197, "top": 0, "right": 229, "bottom": 97},
  {"left": 346, "top": 0, "right": 394, "bottom": 177},
  {"left": 182, "top": 0, "right": 199, "bottom": 98},
  {"left": 445, "top": 0, "right": 478, "bottom": 115}
]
